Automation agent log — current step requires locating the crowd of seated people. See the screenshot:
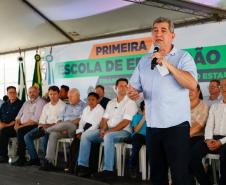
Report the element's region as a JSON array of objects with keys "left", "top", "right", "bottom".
[
  {"left": 0, "top": 78, "right": 225, "bottom": 185},
  {"left": 190, "top": 79, "right": 226, "bottom": 185}
]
